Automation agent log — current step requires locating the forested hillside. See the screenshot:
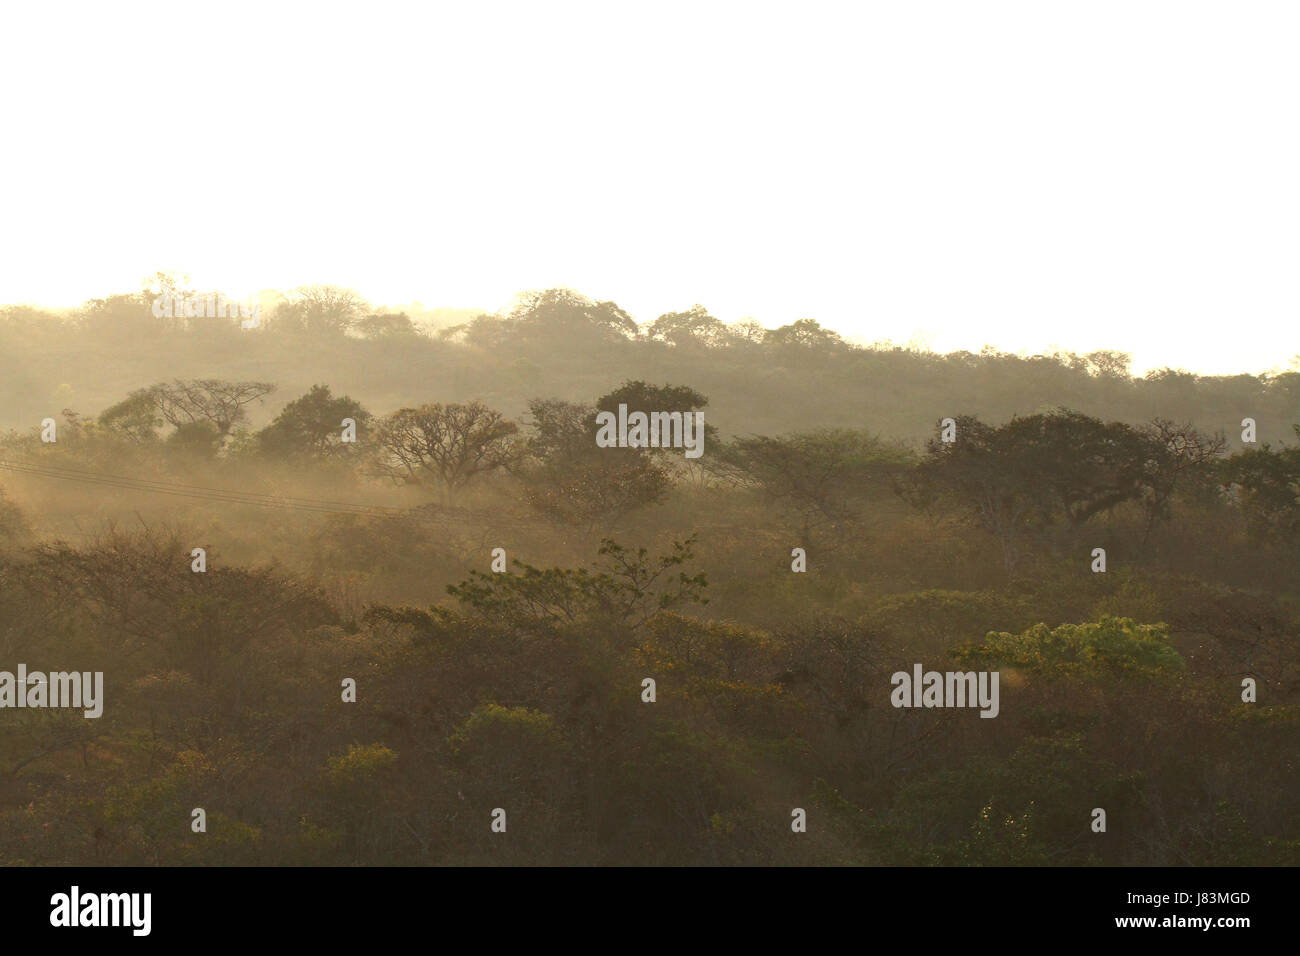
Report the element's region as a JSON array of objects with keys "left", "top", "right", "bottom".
[
  {"left": 4, "top": 286, "right": 1298, "bottom": 443},
  {"left": 0, "top": 285, "right": 1296, "bottom": 865}
]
